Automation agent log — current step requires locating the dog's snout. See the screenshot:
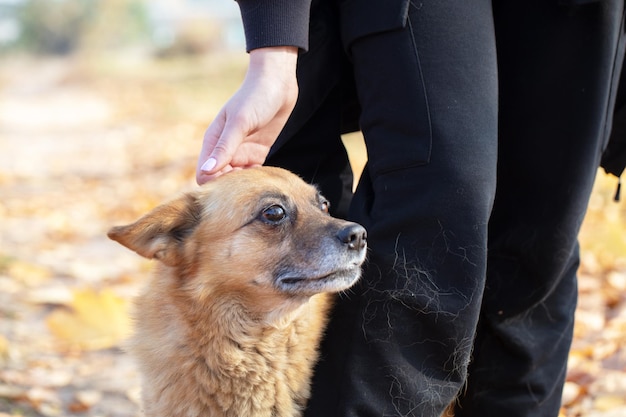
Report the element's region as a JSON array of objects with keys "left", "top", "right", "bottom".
[{"left": 336, "top": 223, "right": 367, "bottom": 250}]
